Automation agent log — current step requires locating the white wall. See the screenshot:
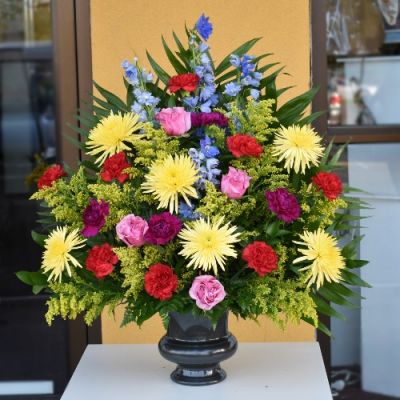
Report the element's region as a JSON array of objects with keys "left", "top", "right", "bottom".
[{"left": 348, "top": 143, "right": 400, "bottom": 397}]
